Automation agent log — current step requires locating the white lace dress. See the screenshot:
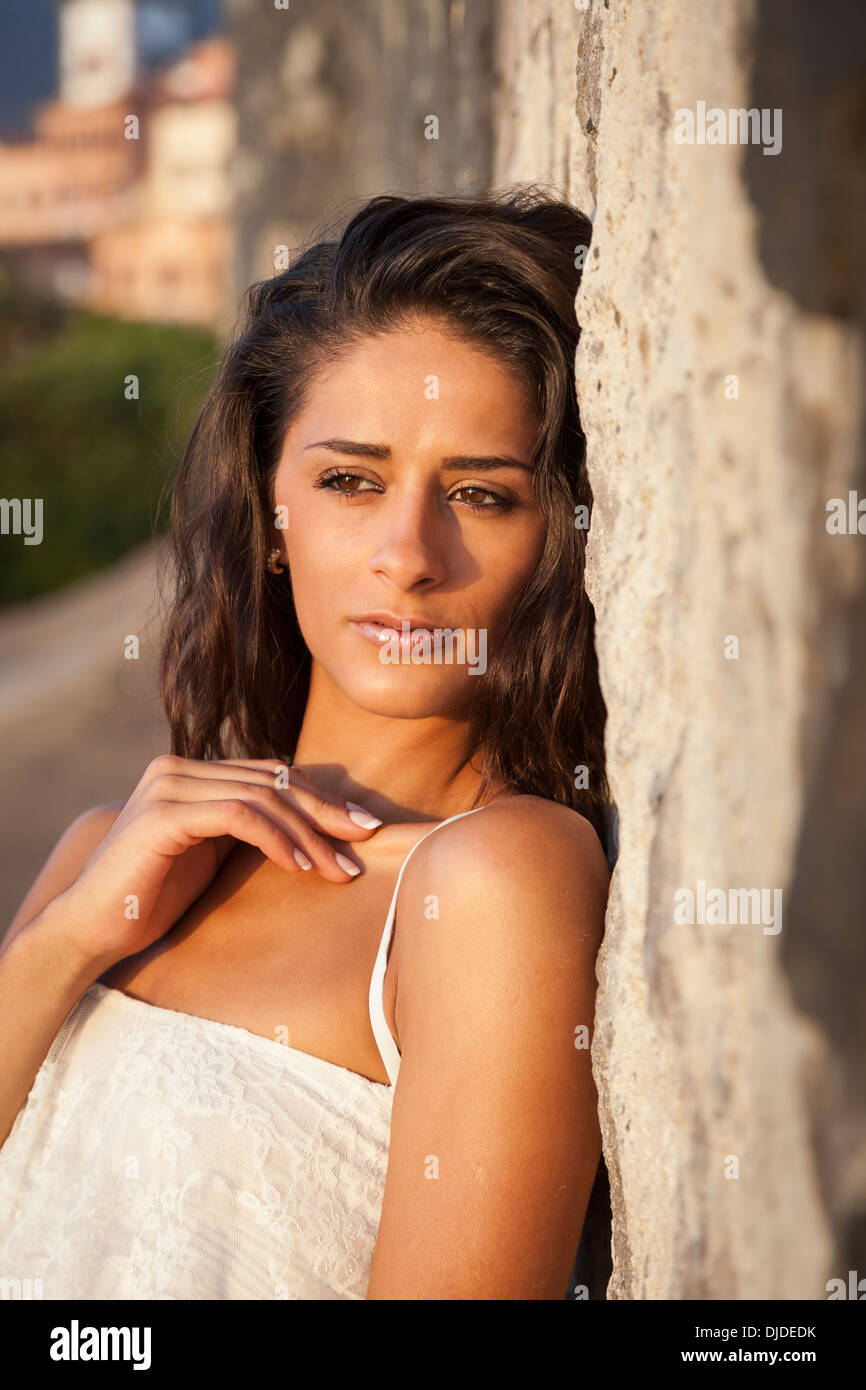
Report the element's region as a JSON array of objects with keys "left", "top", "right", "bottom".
[{"left": 0, "top": 807, "right": 490, "bottom": 1300}]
